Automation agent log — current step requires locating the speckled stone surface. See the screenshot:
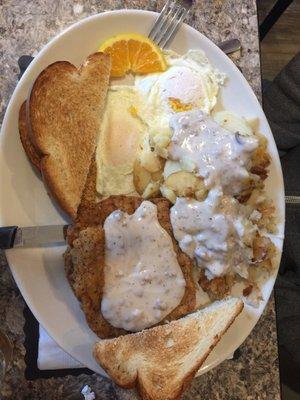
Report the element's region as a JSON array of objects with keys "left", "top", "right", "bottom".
[{"left": 0, "top": 1, "right": 279, "bottom": 399}]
